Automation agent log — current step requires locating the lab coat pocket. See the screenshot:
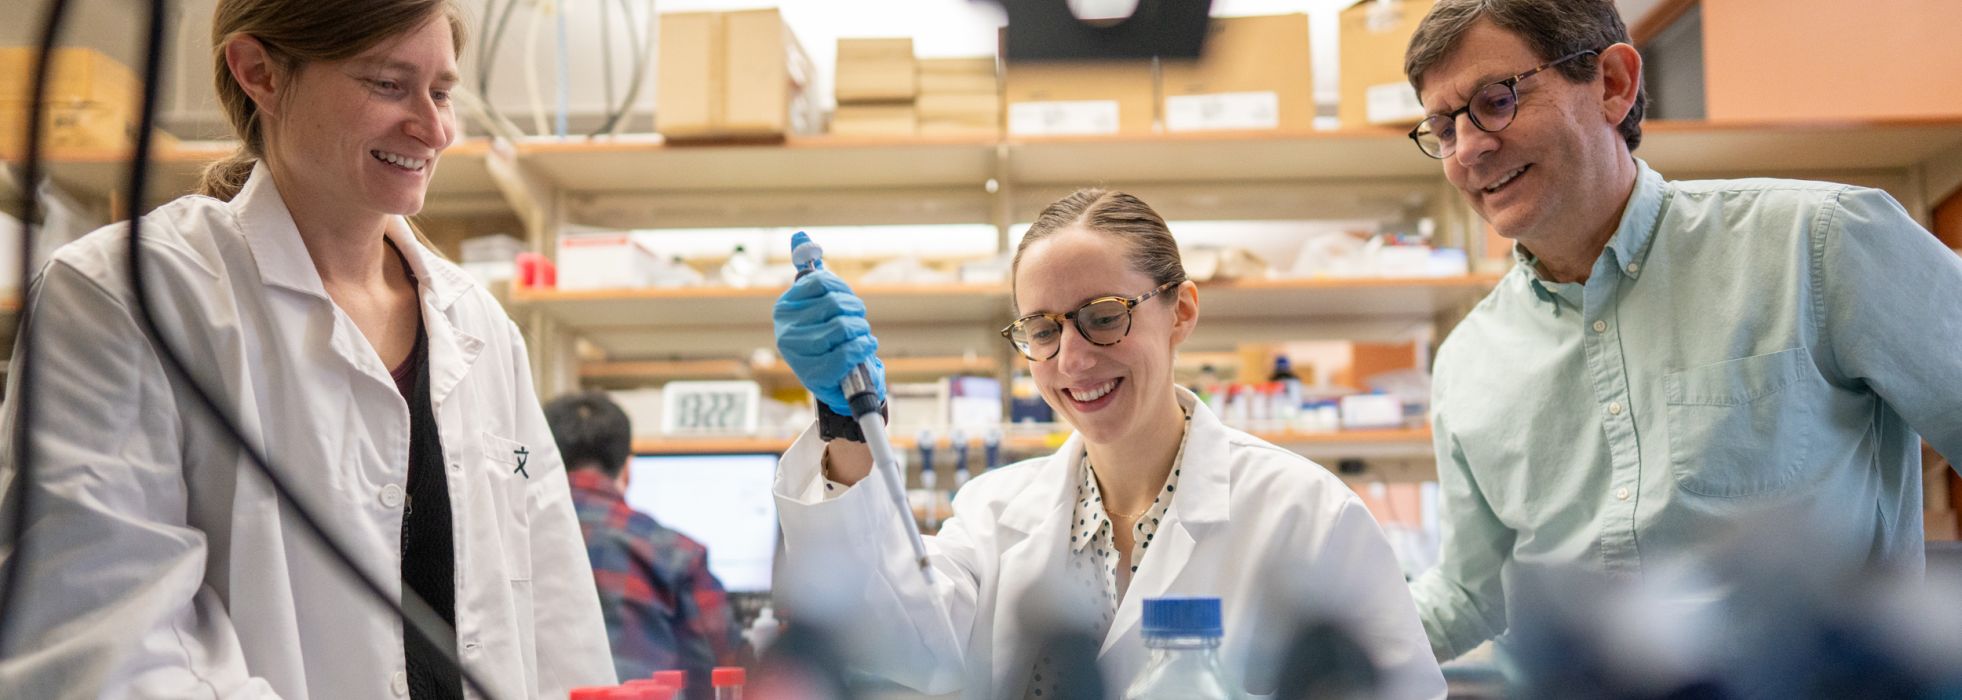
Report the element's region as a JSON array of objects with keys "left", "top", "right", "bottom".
[
  {"left": 1663, "top": 347, "right": 1816, "bottom": 498},
  {"left": 483, "top": 431, "right": 535, "bottom": 581}
]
